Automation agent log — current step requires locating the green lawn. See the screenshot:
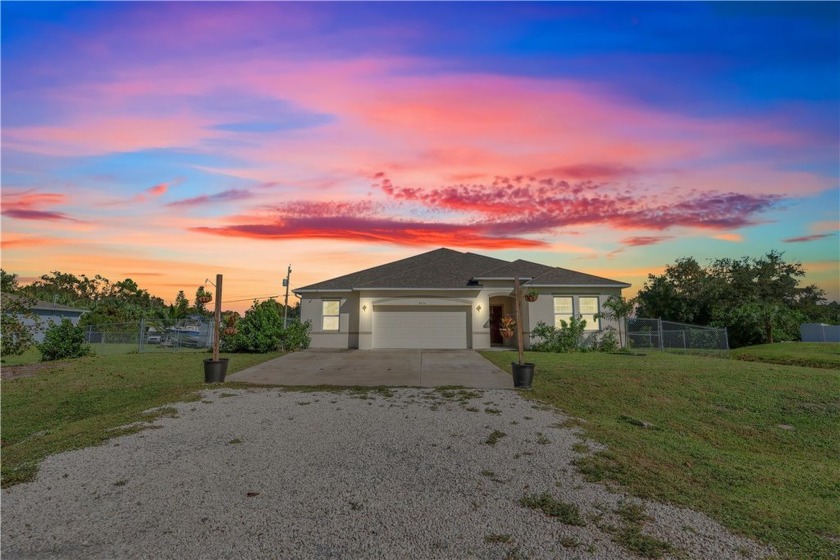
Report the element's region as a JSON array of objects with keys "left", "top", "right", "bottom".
[
  {"left": 1, "top": 343, "right": 206, "bottom": 366},
  {"left": 732, "top": 342, "right": 840, "bottom": 370},
  {"left": 1, "top": 351, "right": 283, "bottom": 488},
  {"left": 481, "top": 350, "right": 840, "bottom": 560}
]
